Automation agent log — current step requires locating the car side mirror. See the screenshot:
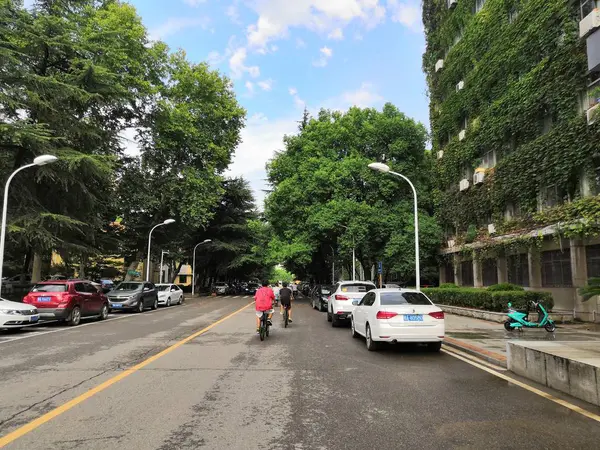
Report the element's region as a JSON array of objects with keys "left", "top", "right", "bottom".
[{"left": 352, "top": 300, "right": 359, "bottom": 306}]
